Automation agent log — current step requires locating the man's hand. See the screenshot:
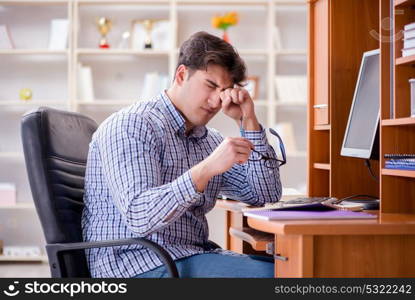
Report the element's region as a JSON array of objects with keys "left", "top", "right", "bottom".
[
  {"left": 220, "top": 87, "right": 260, "bottom": 131},
  {"left": 220, "top": 87, "right": 255, "bottom": 121},
  {"left": 190, "top": 137, "right": 253, "bottom": 192}
]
